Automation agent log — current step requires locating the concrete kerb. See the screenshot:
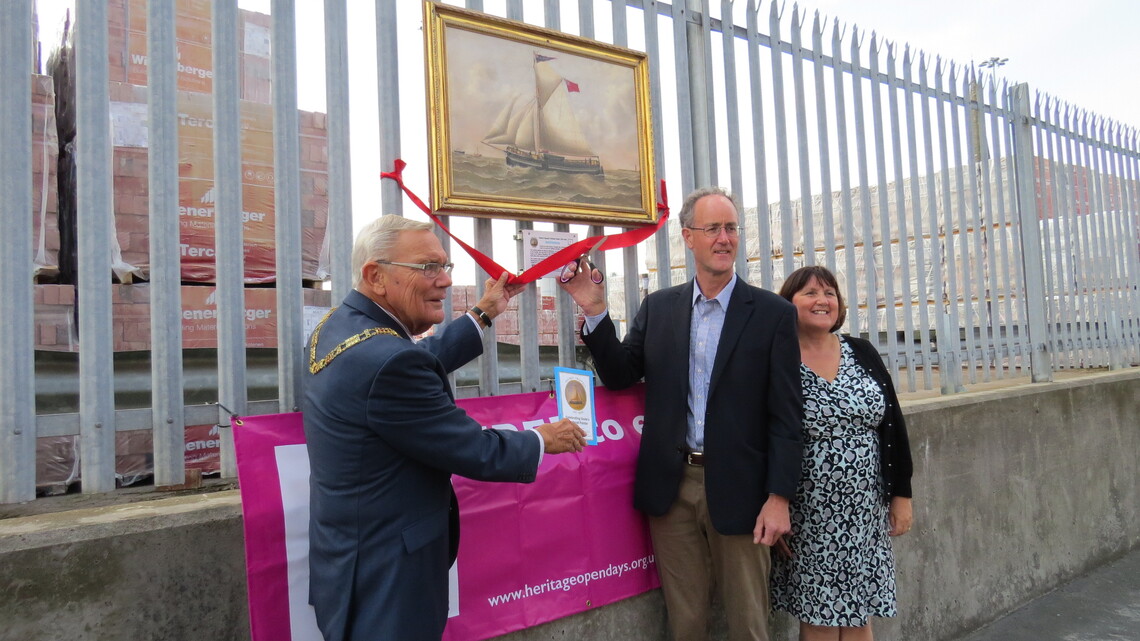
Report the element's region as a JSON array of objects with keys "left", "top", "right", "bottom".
[{"left": 0, "top": 491, "right": 242, "bottom": 552}]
